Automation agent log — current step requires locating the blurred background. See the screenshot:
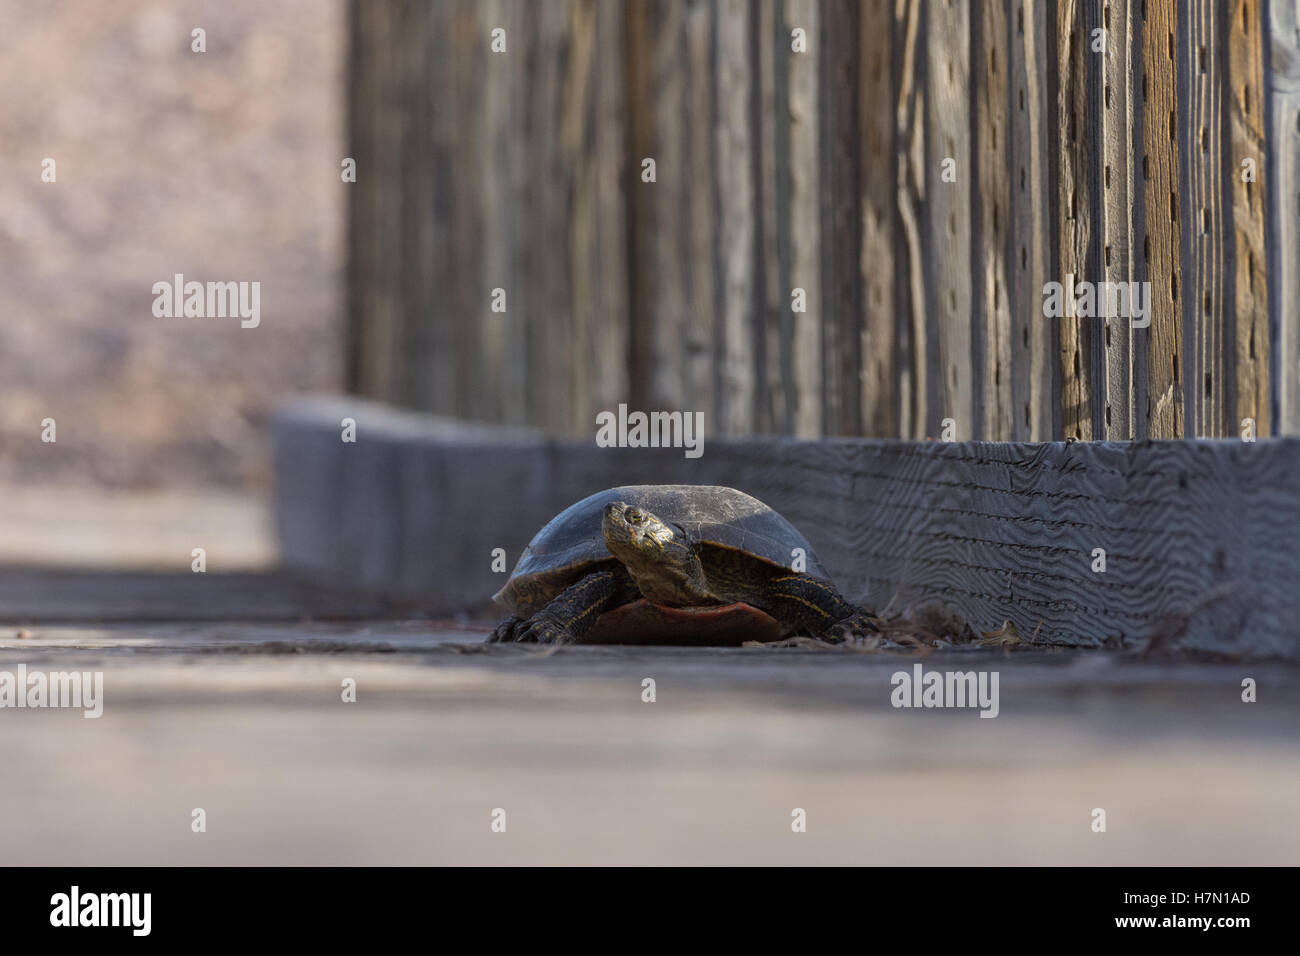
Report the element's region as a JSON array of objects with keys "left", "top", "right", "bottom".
[{"left": 0, "top": 0, "right": 344, "bottom": 493}]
